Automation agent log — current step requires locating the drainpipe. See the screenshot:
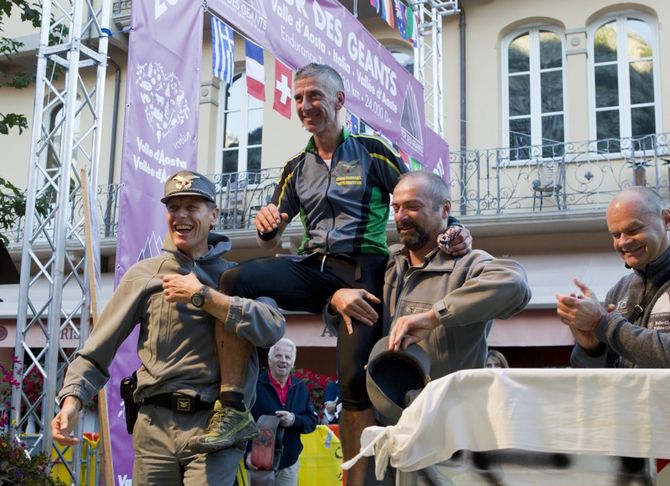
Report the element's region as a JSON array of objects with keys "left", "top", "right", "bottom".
[
  {"left": 459, "top": 7, "right": 467, "bottom": 215},
  {"left": 105, "top": 58, "right": 121, "bottom": 237}
]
